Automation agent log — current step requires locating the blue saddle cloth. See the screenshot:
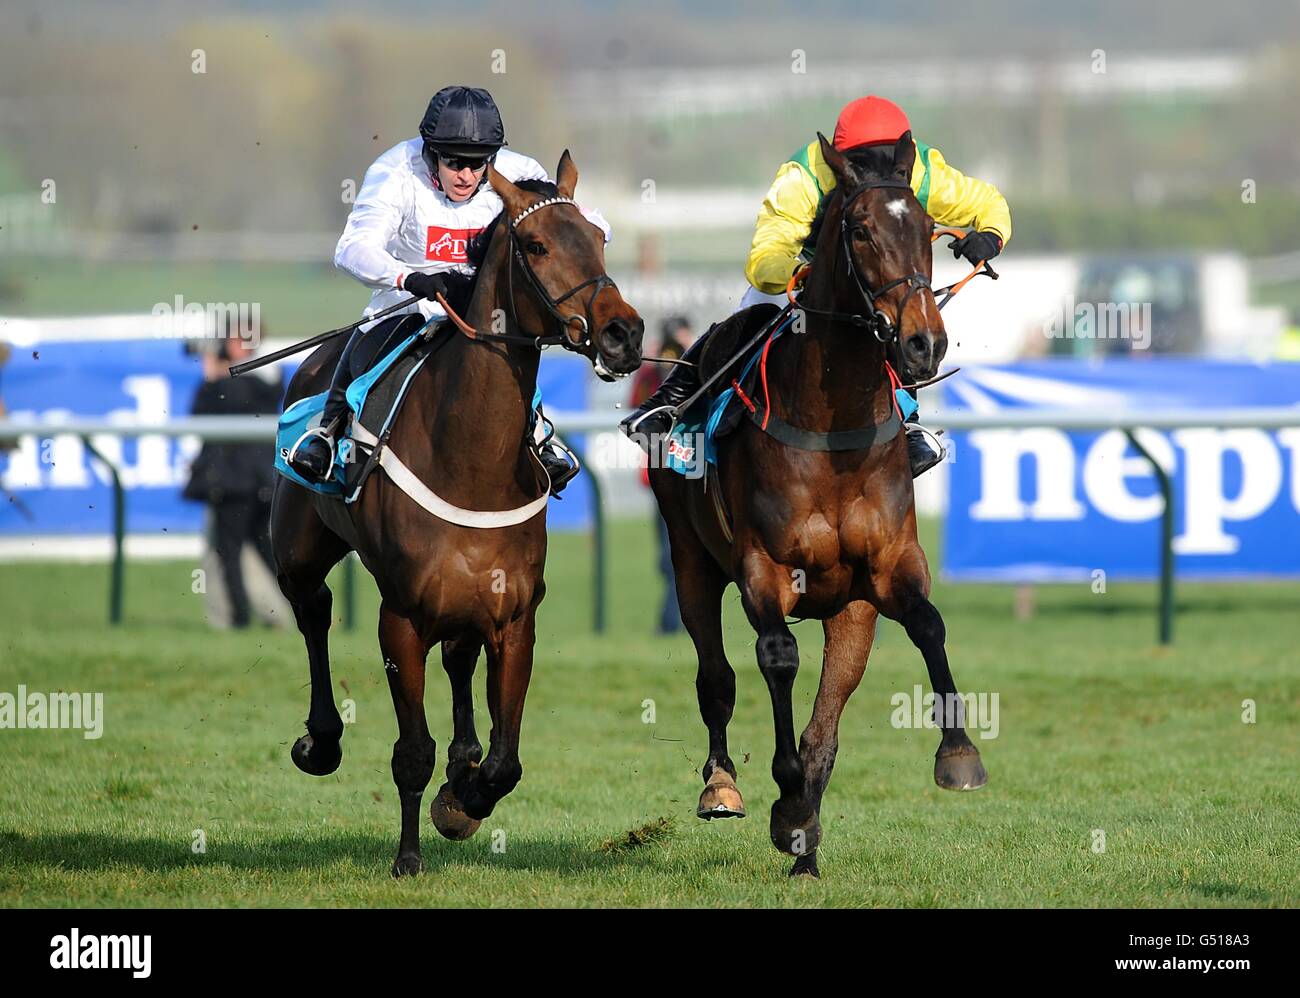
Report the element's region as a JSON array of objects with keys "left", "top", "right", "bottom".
[
  {"left": 274, "top": 329, "right": 426, "bottom": 496},
  {"left": 660, "top": 314, "right": 920, "bottom": 479},
  {"left": 275, "top": 323, "right": 545, "bottom": 499}
]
